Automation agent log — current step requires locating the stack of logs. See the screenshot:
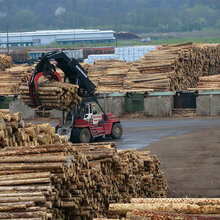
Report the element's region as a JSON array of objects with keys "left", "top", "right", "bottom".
[
  {"left": 0, "top": 54, "right": 13, "bottom": 71},
  {"left": 194, "top": 75, "right": 220, "bottom": 90},
  {"left": 87, "top": 60, "right": 130, "bottom": 92},
  {"left": 124, "top": 42, "right": 220, "bottom": 91},
  {"left": 84, "top": 42, "right": 220, "bottom": 92},
  {"left": 20, "top": 81, "right": 82, "bottom": 112},
  {"left": 0, "top": 112, "right": 168, "bottom": 219},
  {"left": 106, "top": 198, "right": 220, "bottom": 219},
  {"left": 0, "top": 64, "right": 34, "bottom": 95},
  {"left": 0, "top": 112, "right": 68, "bottom": 147}
]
